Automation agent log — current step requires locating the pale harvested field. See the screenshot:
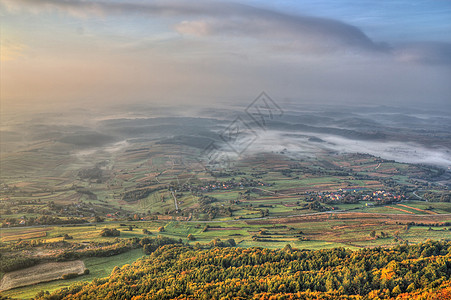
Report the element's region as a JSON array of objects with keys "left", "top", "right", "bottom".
[
  {"left": 1, "top": 231, "right": 47, "bottom": 242},
  {"left": 1, "top": 227, "right": 53, "bottom": 242},
  {"left": 0, "top": 260, "right": 85, "bottom": 291}
]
